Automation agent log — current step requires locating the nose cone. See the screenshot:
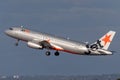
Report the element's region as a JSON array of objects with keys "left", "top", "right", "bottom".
[
  {"left": 5, "top": 30, "right": 11, "bottom": 35},
  {"left": 4, "top": 30, "right": 14, "bottom": 37}
]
